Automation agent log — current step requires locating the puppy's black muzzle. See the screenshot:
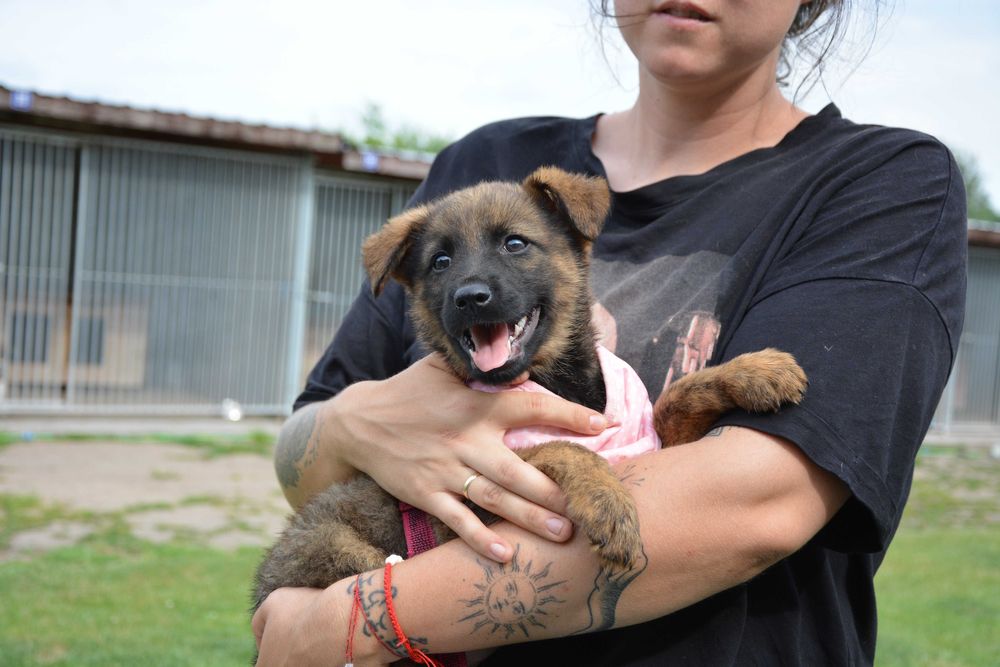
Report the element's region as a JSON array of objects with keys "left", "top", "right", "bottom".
[{"left": 453, "top": 282, "right": 492, "bottom": 310}]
